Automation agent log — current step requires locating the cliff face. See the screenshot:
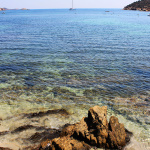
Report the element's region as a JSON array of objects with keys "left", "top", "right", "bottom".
[{"left": 124, "top": 0, "right": 150, "bottom": 11}]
